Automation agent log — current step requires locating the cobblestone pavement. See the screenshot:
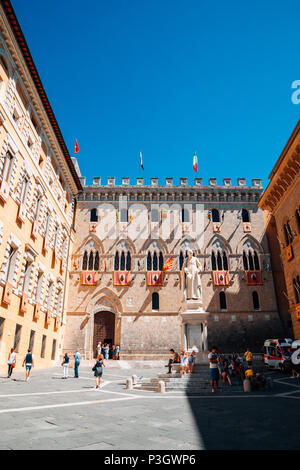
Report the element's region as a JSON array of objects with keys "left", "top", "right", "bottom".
[{"left": 0, "top": 364, "right": 300, "bottom": 450}]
